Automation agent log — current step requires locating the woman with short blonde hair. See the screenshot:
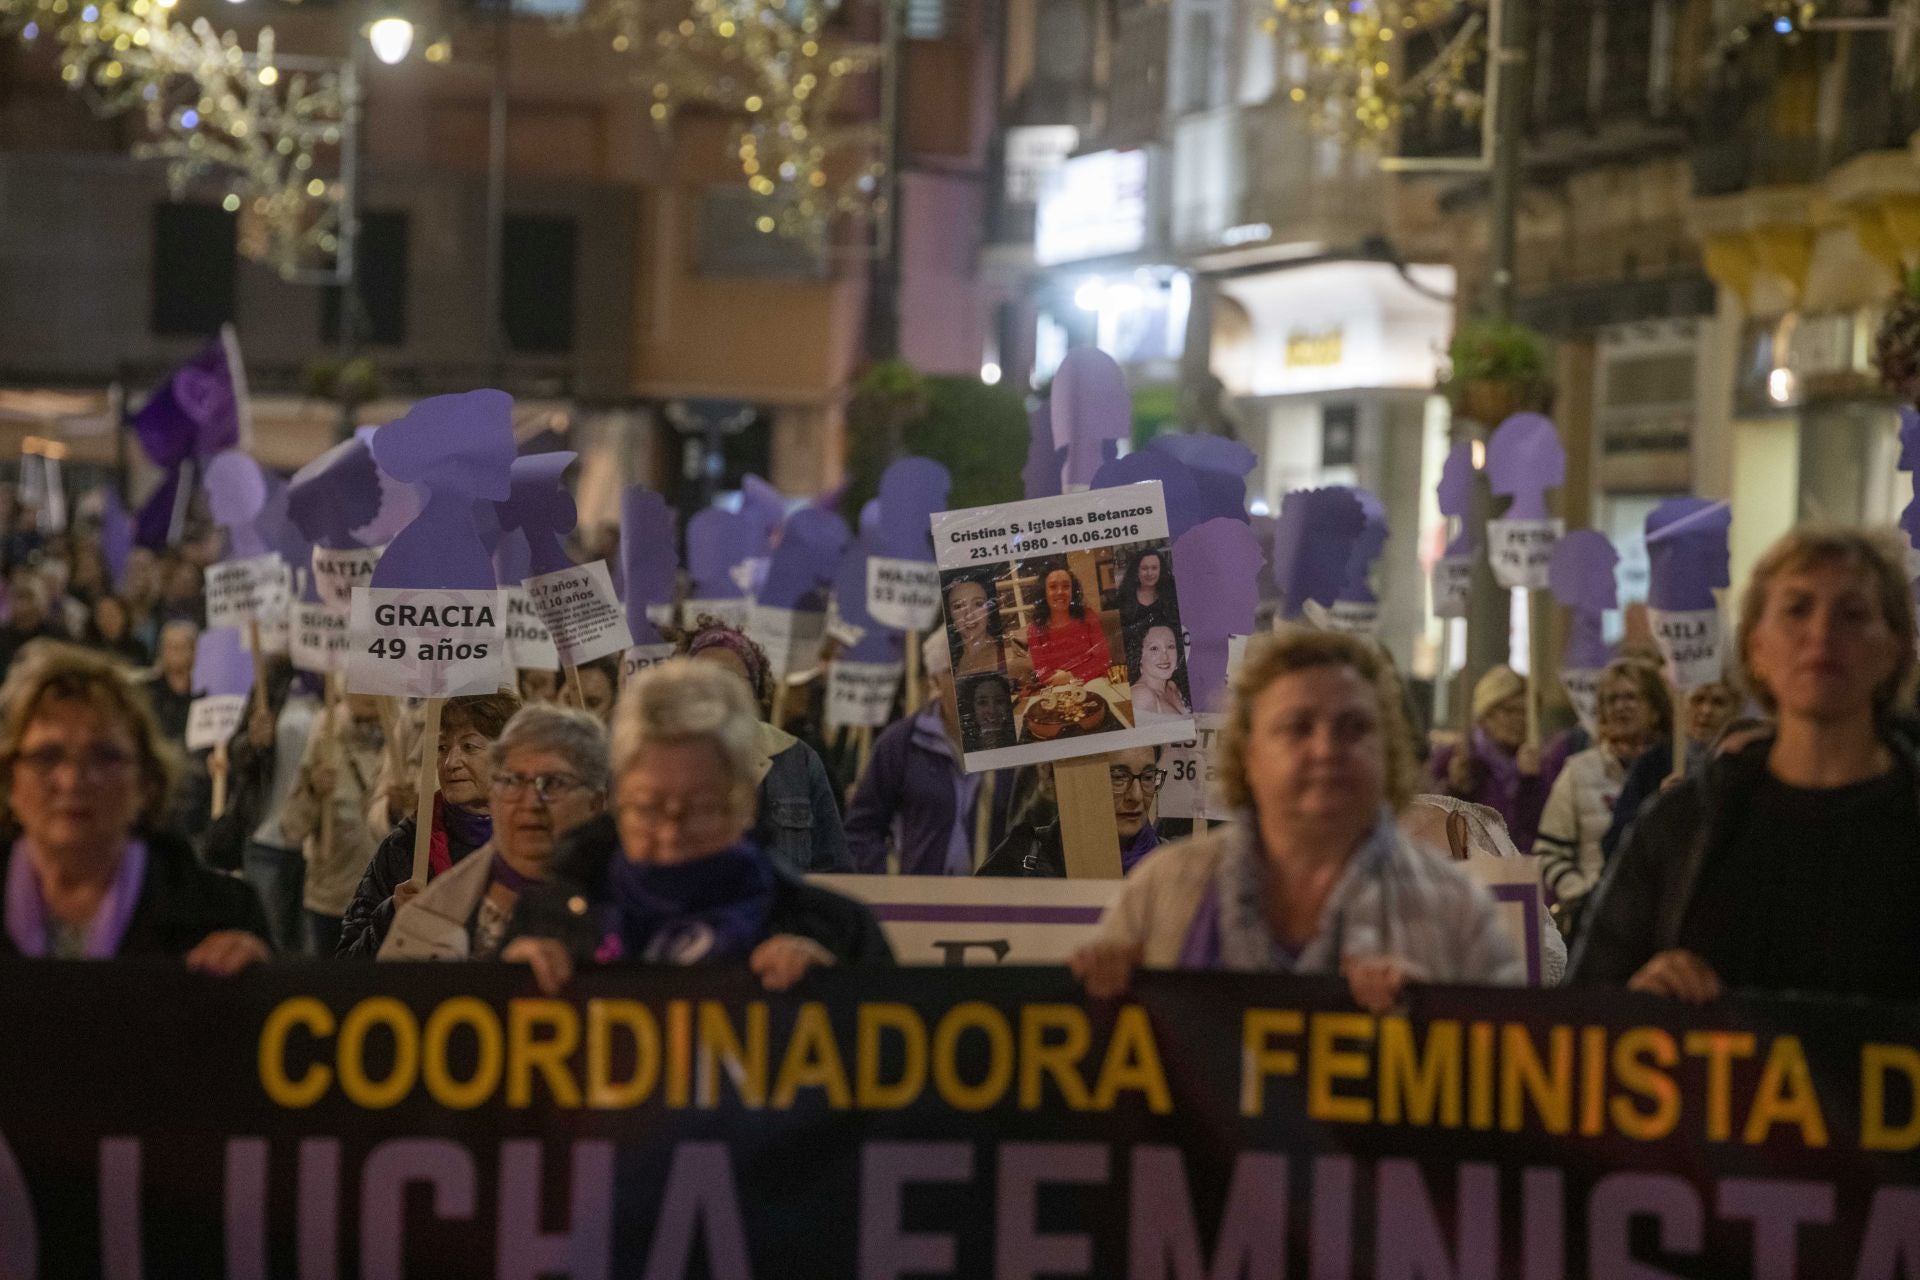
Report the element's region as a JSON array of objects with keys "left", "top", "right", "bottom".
[
  {"left": 1575, "top": 526, "right": 1920, "bottom": 1002},
  {"left": 1073, "top": 628, "right": 1522, "bottom": 1011},
  {"left": 504, "top": 660, "right": 889, "bottom": 993},
  {"left": 0, "top": 643, "right": 267, "bottom": 969}
]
